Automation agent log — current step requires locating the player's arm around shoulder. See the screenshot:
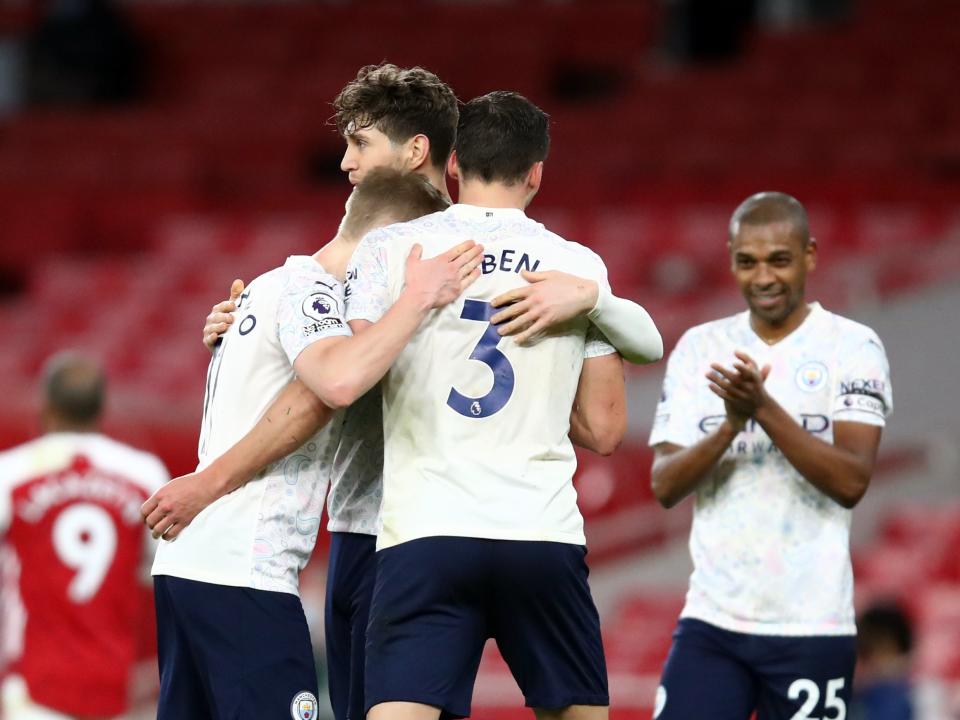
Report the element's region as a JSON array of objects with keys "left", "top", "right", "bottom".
[
  {"left": 295, "top": 238, "right": 484, "bottom": 409},
  {"left": 490, "top": 257, "right": 662, "bottom": 364}
]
